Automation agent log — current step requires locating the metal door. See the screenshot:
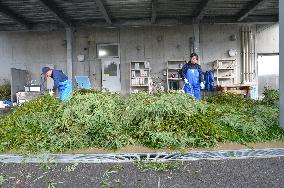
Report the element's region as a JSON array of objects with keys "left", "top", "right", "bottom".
[{"left": 101, "top": 58, "right": 121, "bottom": 92}]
